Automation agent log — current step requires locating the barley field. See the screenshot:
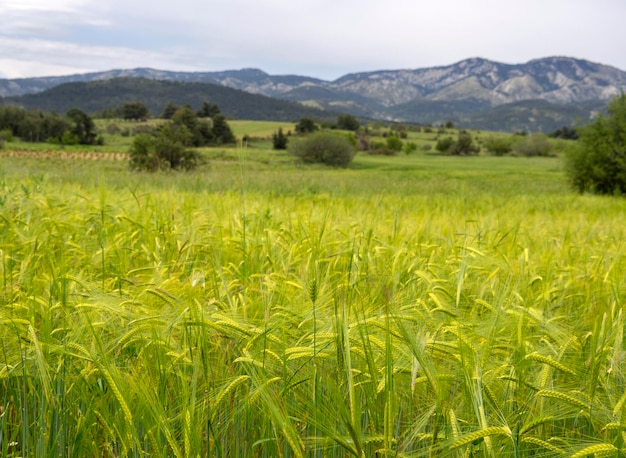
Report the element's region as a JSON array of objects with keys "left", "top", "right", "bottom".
[{"left": 0, "top": 150, "right": 625, "bottom": 457}]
